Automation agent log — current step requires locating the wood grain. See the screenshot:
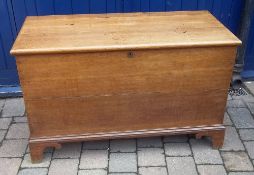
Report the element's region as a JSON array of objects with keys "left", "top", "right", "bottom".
[
  {"left": 11, "top": 11, "right": 241, "bottom": 55},
  {"left": 25, "top": 90, "right": 226, "bottom": 138},
  {"left": 17, "top": 47, "right": 236, "bottom": 99}
]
